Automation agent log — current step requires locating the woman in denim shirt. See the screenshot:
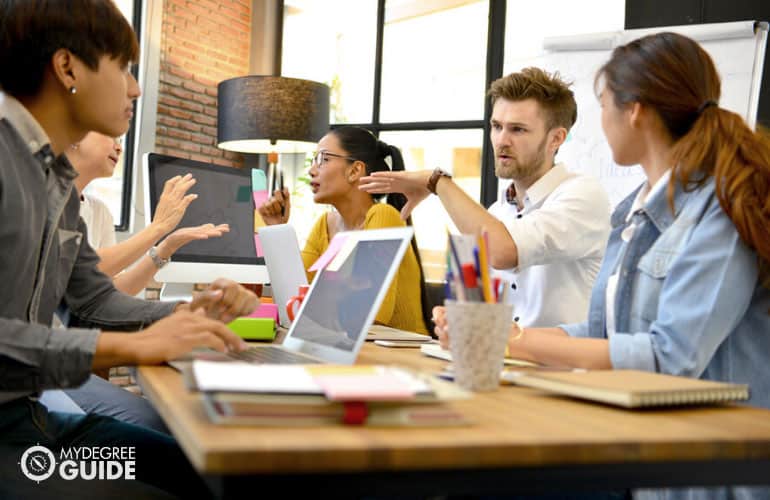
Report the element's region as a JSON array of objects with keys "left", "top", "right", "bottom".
[{"left": 435, "top": 31, "right": 770, "bottom": 500}]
